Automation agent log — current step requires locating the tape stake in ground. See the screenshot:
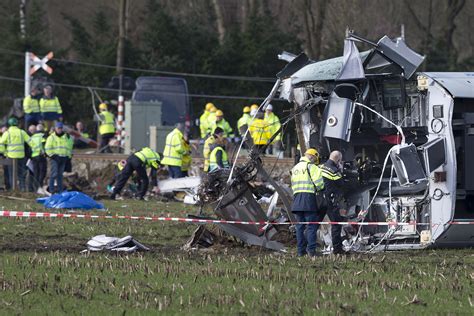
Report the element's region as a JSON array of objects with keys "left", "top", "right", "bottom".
[{"left": 0, "top": 210, "right": 473, "bottom": 227}]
